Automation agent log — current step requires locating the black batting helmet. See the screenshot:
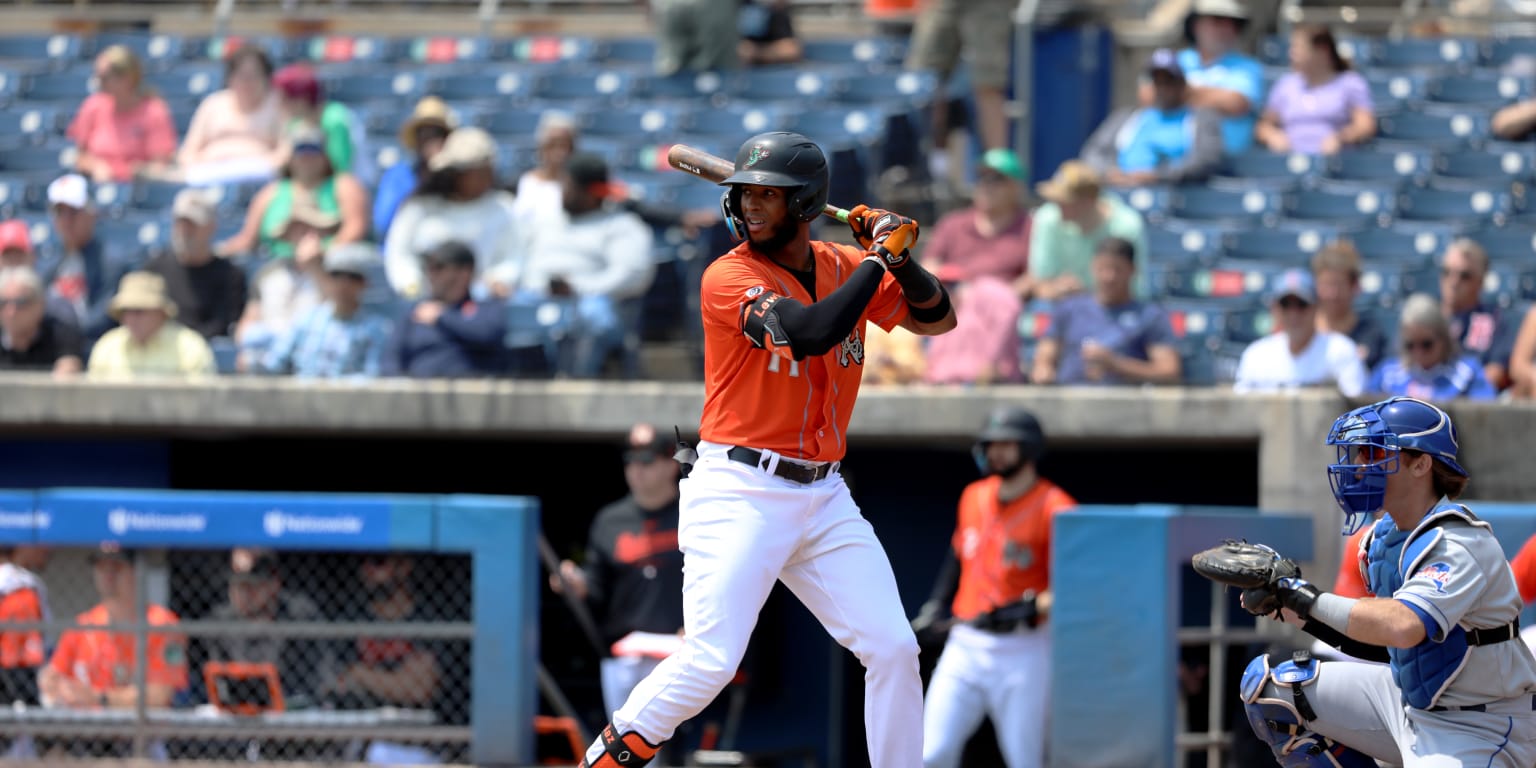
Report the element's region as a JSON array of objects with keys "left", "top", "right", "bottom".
[
  {"left": 719, "top": 132, "right": 830, "bottom": 228},
  {"left": 974, "top": 407, "right": 1045, "bottom": 464}
]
